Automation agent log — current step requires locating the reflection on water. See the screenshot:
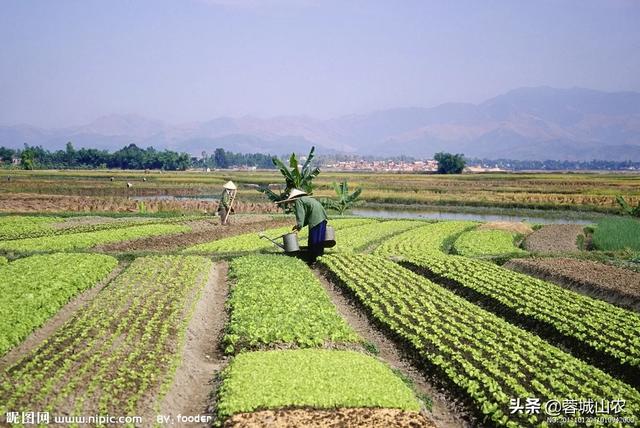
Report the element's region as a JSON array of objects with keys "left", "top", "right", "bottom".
[{"left": 351, "top": 209, "right": 596, "bottom": 225}]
